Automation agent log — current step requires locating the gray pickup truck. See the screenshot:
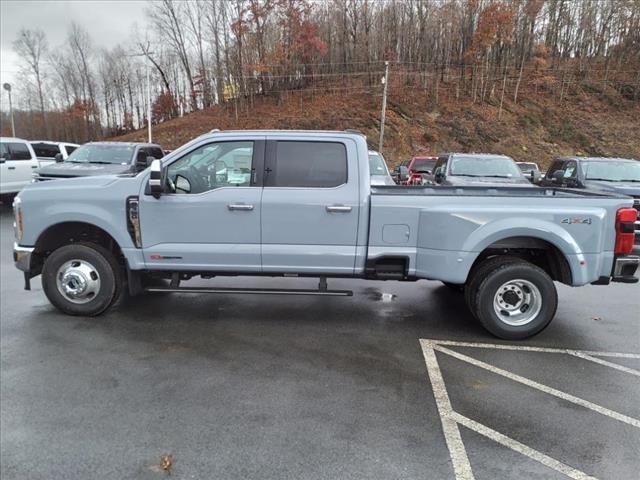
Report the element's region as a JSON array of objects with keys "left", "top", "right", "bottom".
[{"left": 12, "top": 130, "right": 639, "bottom": 339}]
